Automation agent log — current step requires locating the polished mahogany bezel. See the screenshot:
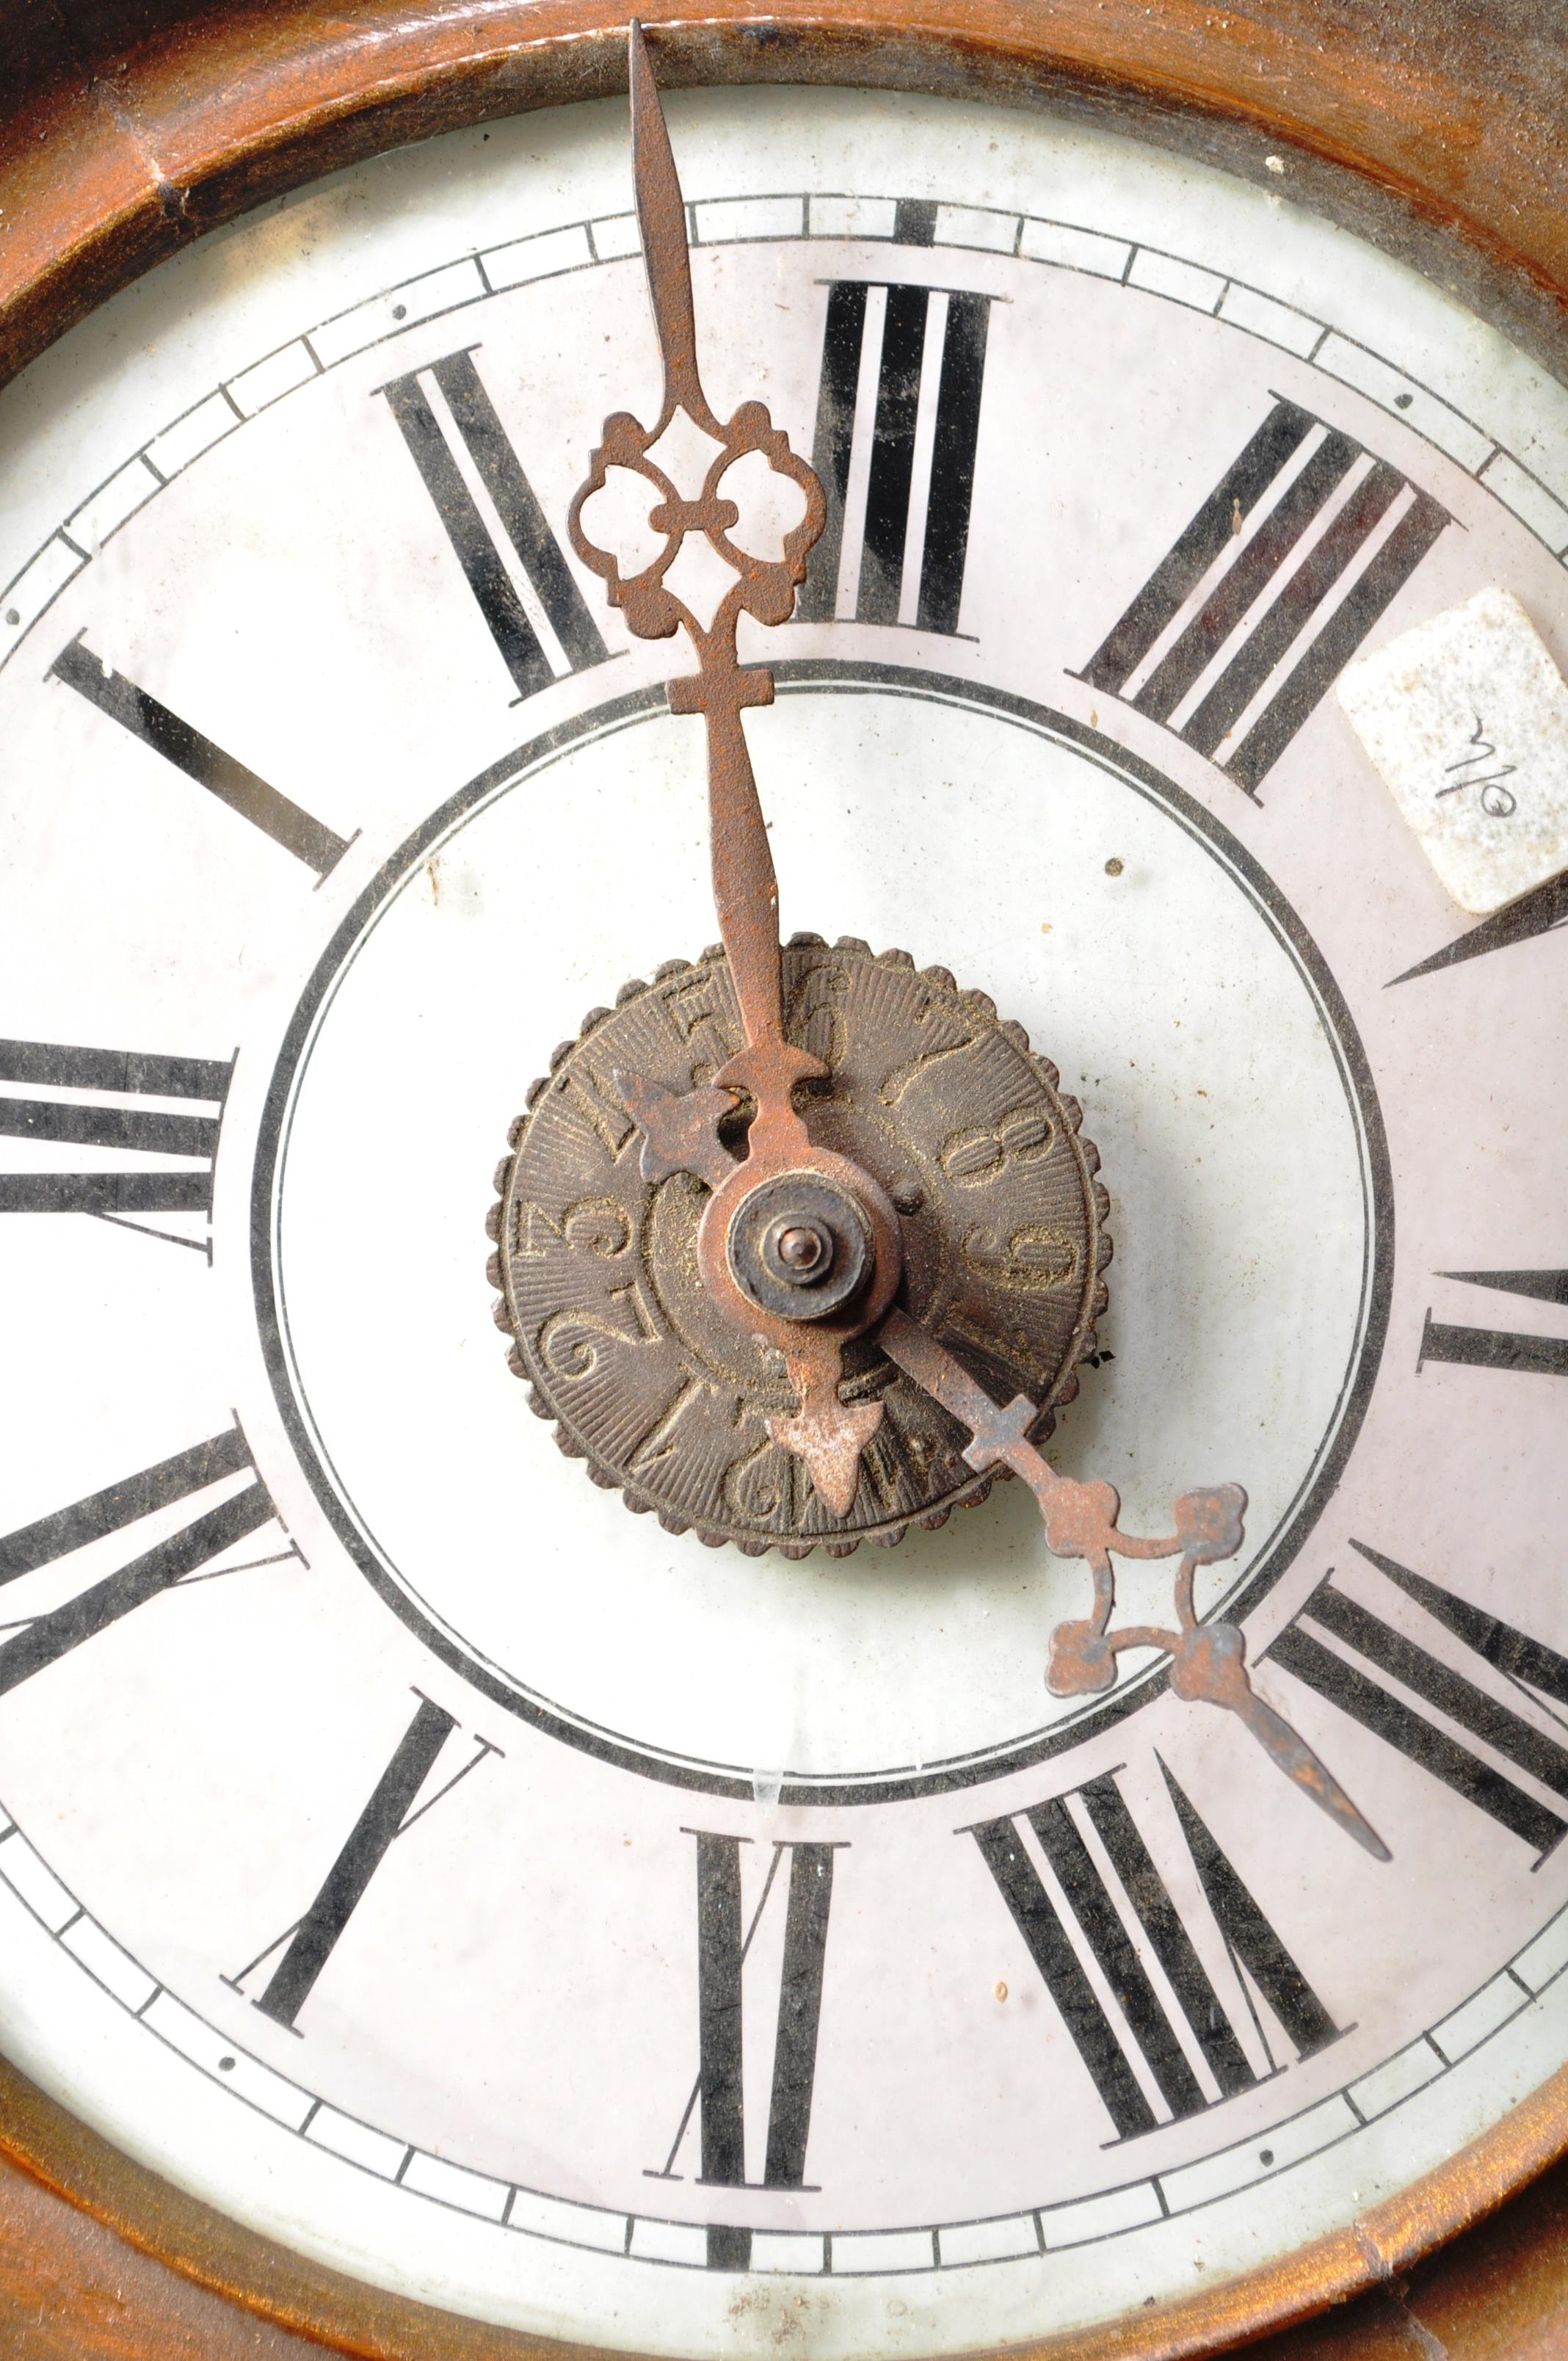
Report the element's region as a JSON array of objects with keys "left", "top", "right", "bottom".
[{"left": 0, "top": 2, "right": 1564, "bottom": 2354}]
